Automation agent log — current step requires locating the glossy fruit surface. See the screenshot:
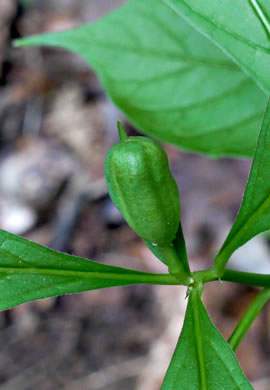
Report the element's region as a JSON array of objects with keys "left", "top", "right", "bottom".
[{"left": 105, "top": 125, "right": 180, "bottom": 246}]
